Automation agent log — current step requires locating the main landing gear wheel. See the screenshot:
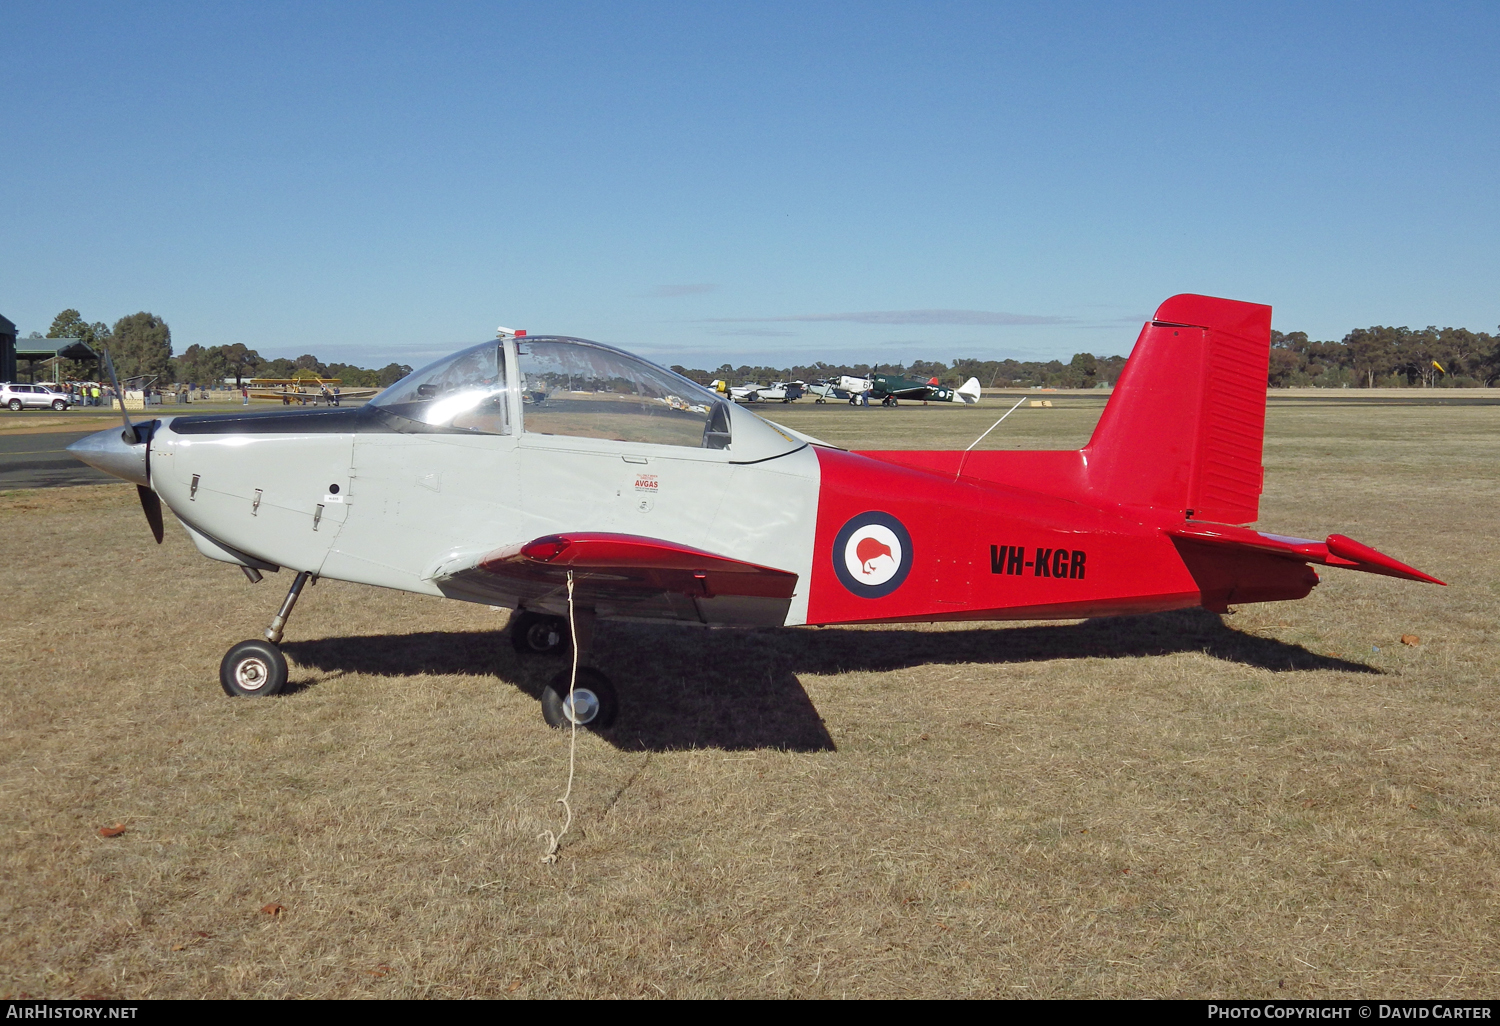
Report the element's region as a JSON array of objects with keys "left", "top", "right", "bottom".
[
  {"left": 541, "top": 667, "right": 618, "bottom": 730},
  {"left": 511, "top": 611, "right": 570, "bottom": 656},
  {"left": 220, "top": 639, "right": 289, "bottom": 697}
]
